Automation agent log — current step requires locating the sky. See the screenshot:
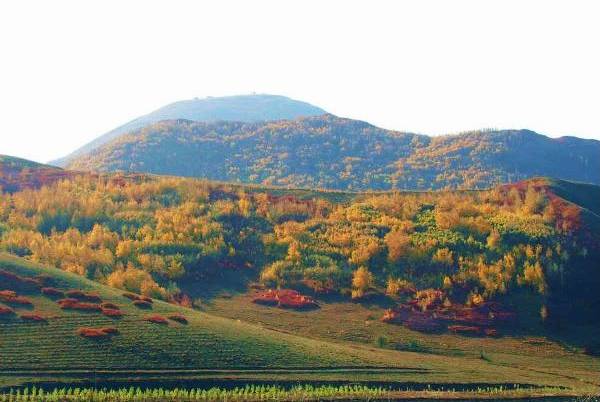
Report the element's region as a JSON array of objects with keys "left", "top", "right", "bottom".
[{"left": 0, "top": 0, "right": 599, "bottom": 163}]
